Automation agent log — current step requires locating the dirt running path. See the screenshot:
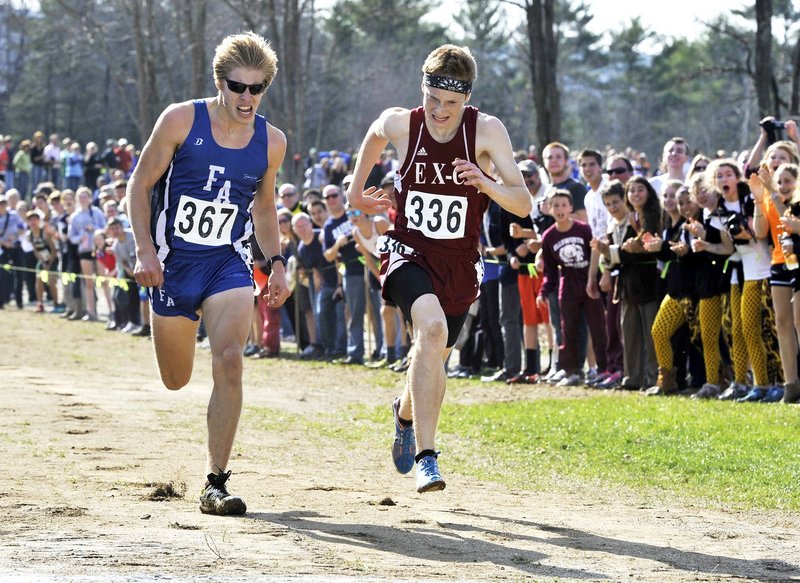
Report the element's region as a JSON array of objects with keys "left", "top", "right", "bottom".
[{"left": 1, "top": 310, "right": 798, "bottom": 582}]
